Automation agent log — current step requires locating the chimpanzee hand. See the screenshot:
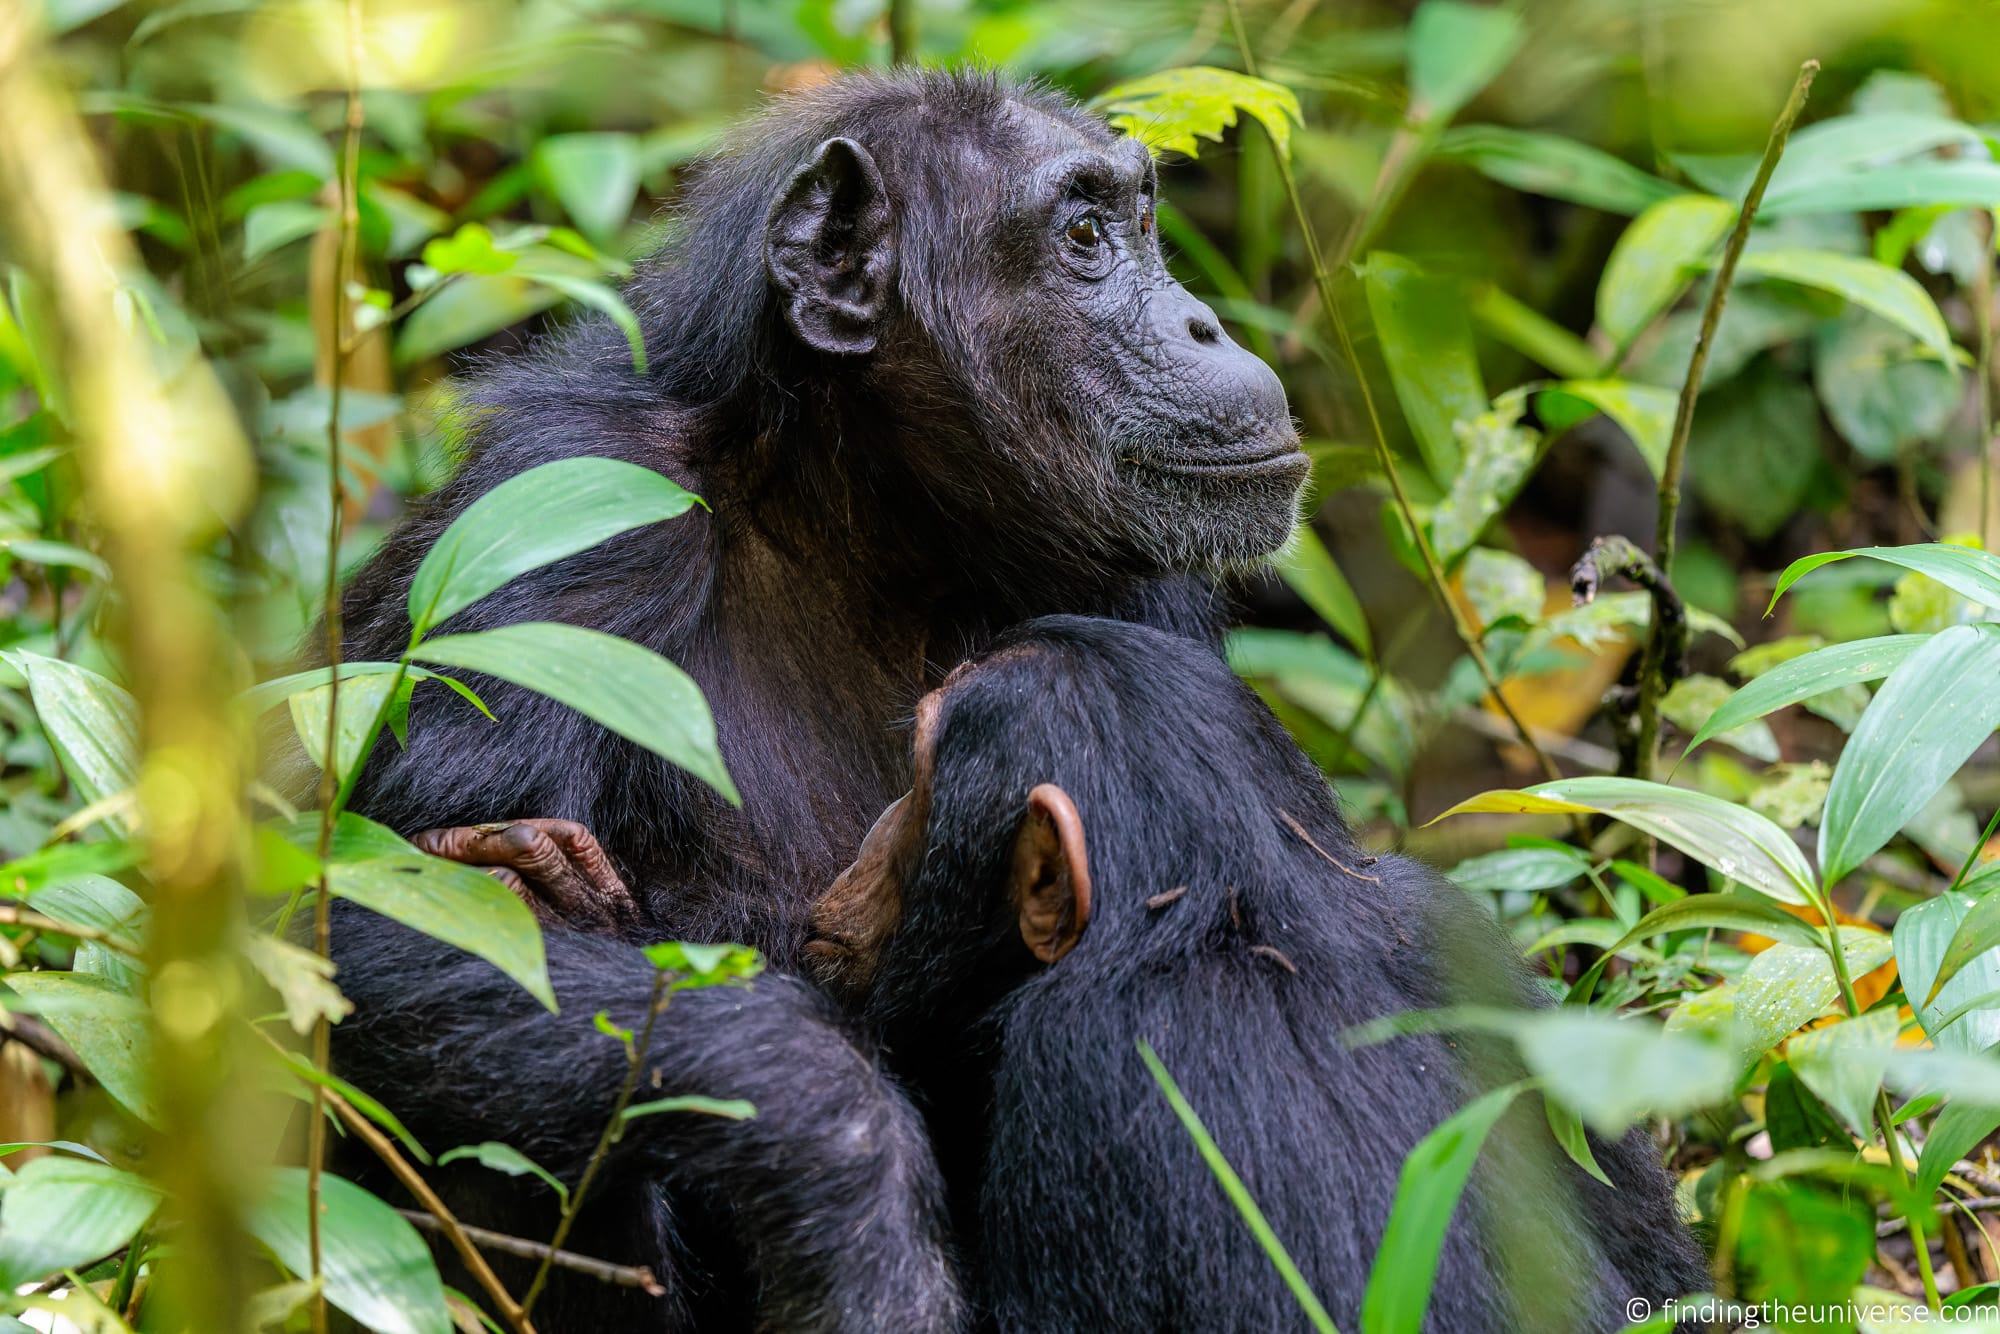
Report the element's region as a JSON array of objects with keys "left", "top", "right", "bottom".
[{"left": 413, "top": 819, "right": 642, "bottom": 935}]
